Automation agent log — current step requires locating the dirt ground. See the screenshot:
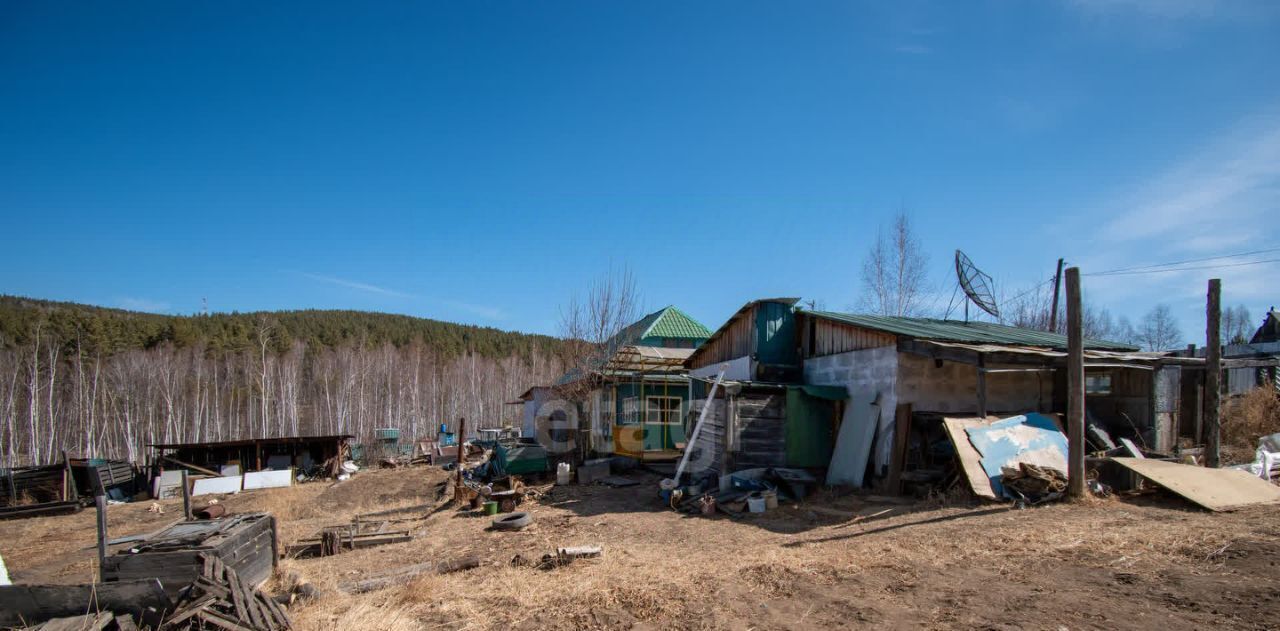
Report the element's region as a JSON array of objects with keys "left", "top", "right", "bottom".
[{"left": 3, "top": 466, "right": 1278, "bottom": 631}]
